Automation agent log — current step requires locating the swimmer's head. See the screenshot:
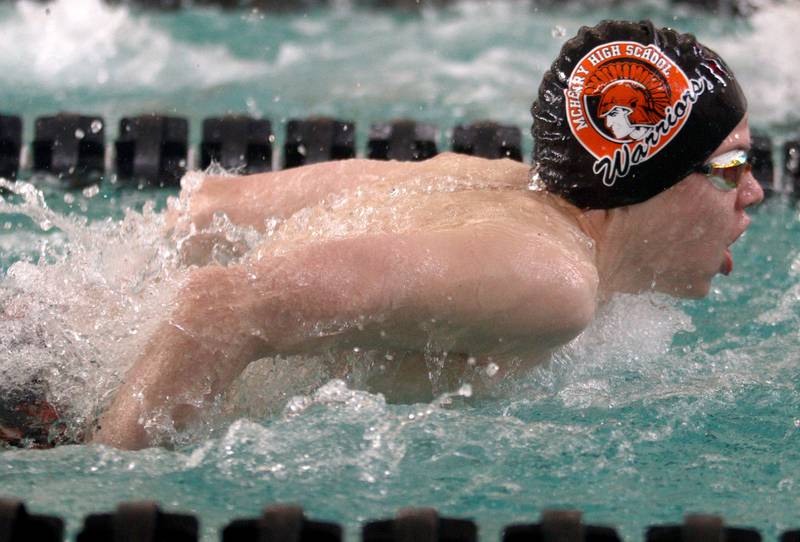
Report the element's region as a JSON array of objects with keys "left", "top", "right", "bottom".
[{"left": 532, "top": 20, "right": 746, "bottom": 209}]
